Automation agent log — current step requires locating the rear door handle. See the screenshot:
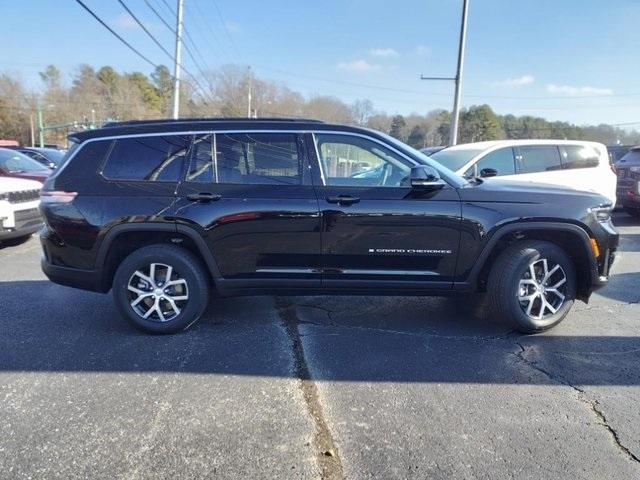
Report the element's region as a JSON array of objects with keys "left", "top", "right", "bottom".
[
  {"left": 326, "top": 195, "right": 360, "bottom": 206},
  {"left": 187, "top": 192, "right": 222, "bottom": 202}
]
